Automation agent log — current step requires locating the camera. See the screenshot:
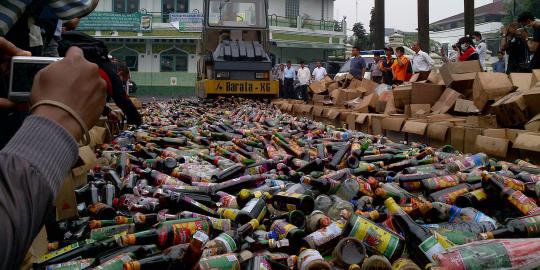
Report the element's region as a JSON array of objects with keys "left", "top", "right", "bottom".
[{"left": 8, "top": 56, "right": 62, "bottom": 102}]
